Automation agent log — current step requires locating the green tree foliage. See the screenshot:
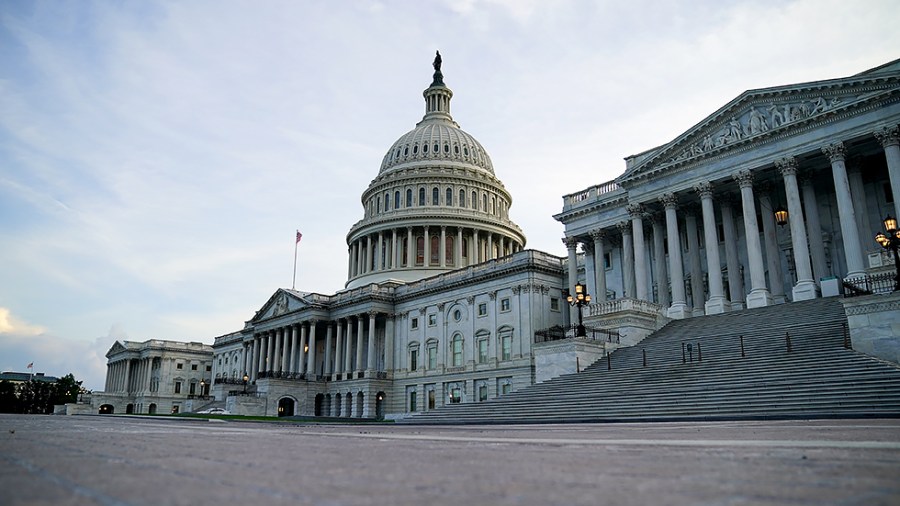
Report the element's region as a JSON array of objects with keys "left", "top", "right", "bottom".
[{"left": 0, "top": 373, "right": 84, "bottom": 414}]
